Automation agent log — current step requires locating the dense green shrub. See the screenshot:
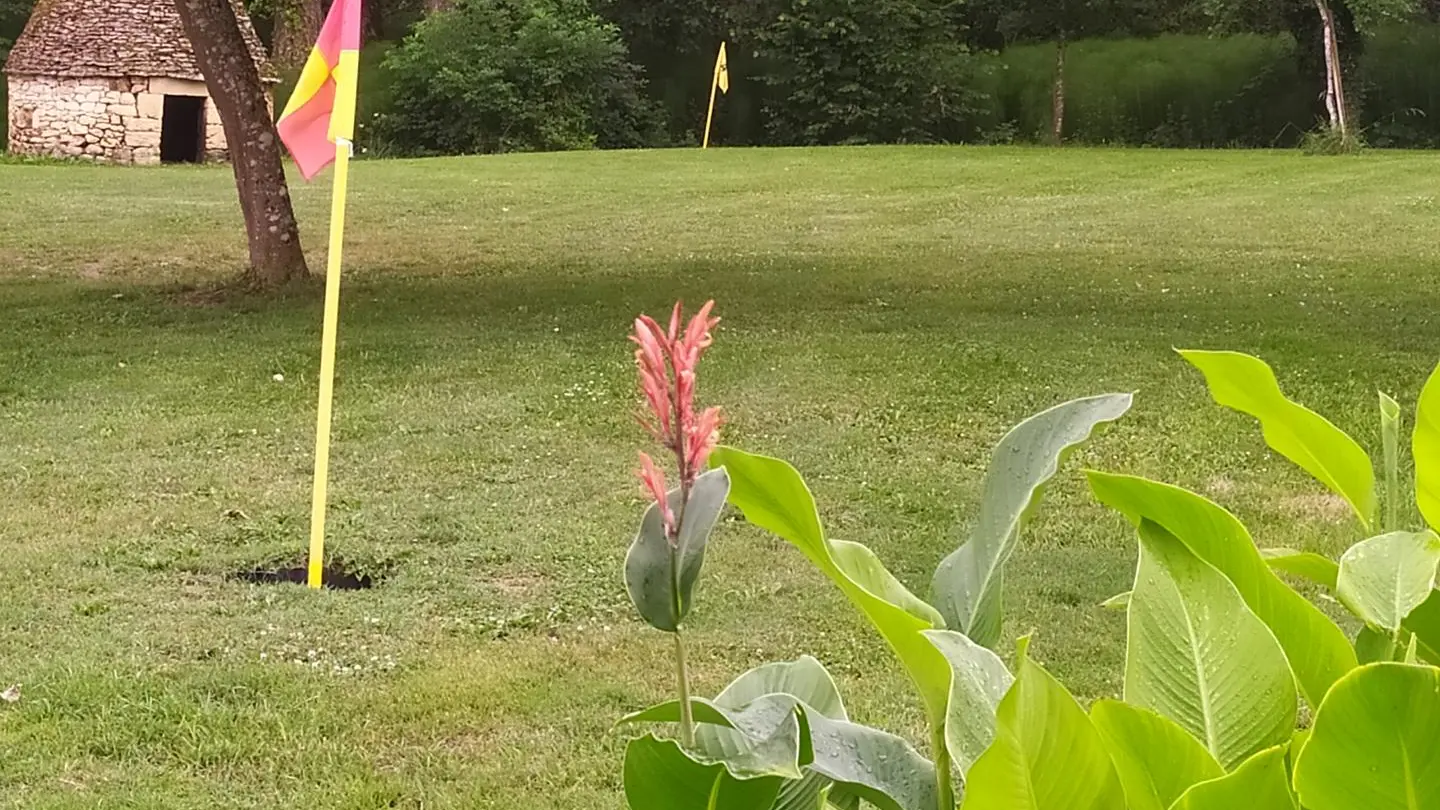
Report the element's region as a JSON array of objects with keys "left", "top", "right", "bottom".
[
  {"left": 754, "top": 0, "right": 986, "bottom": 145},
  {"left": 375, "top": 0, "right": 664, "bottom": 155}
]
